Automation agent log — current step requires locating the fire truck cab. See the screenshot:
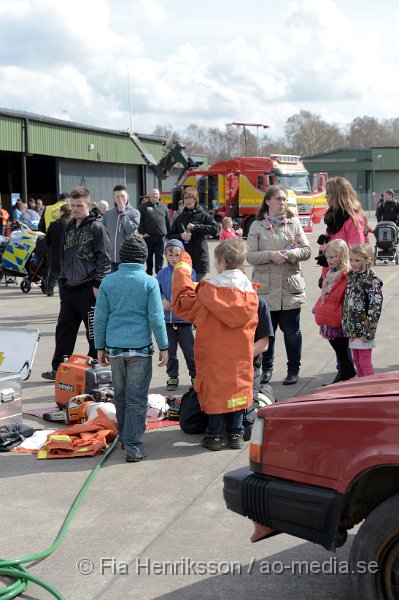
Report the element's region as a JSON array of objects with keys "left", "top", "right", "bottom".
[{"left": 174, "top": 155, "right": 327, "bottom": 235}]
